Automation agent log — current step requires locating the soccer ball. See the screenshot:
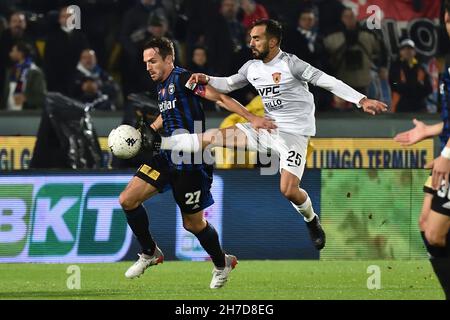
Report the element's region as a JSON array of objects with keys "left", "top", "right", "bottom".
[{"left": 108, "top": 125, "right": 142, "bottom": 159}]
